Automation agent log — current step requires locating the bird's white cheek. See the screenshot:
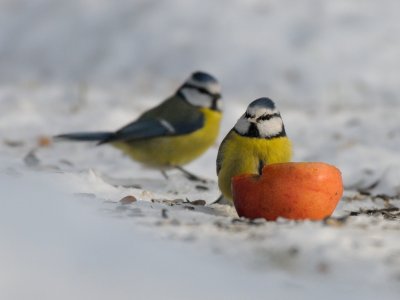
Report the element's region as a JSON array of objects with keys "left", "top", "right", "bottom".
[
  {"left": 258, "top": 118, "right": 283, "bottom": 138},
  {"left": 181, "top": 88, "right": 212, "bottom": 107}
]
